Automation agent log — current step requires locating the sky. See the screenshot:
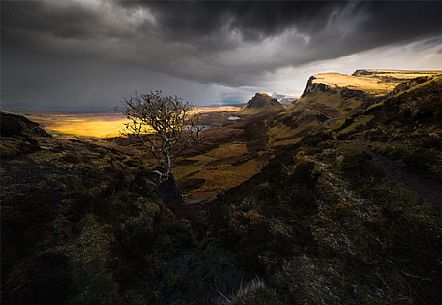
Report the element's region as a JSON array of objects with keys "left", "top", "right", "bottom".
[{"left": 1, "top": 0, "right": 442, "bottom": 111}]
